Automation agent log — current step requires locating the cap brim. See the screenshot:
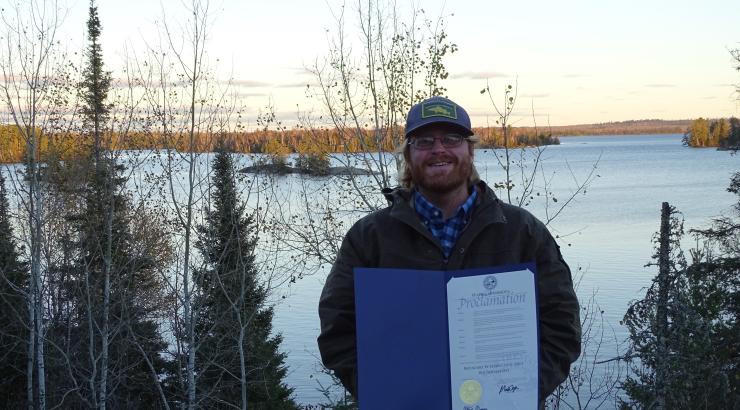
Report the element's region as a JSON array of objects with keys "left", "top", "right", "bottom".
[{"left": 405, "top": 118, "right": 474, "bottom": 138}]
